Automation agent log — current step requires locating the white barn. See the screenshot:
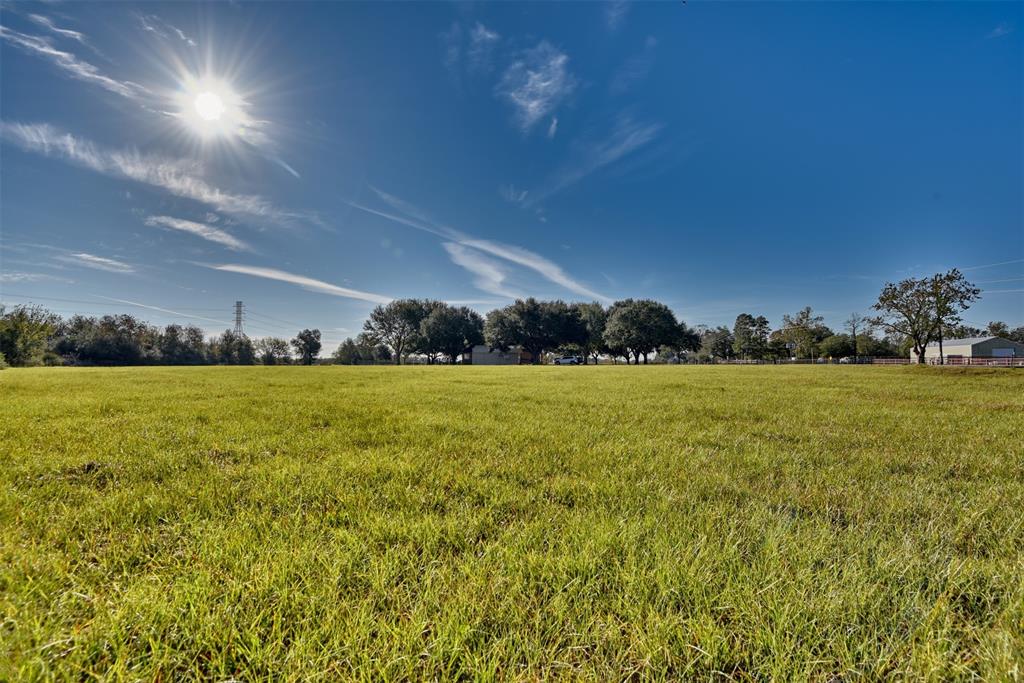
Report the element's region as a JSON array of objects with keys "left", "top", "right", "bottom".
[{"left": 920, "top": 336, "right": 1024, "bottom": 363}]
